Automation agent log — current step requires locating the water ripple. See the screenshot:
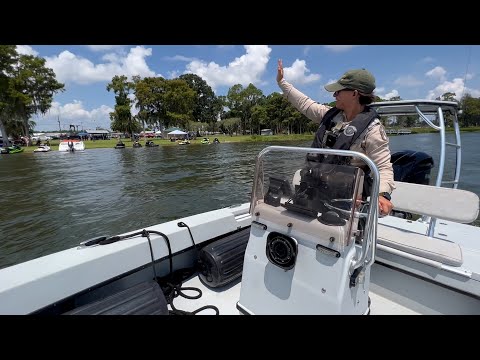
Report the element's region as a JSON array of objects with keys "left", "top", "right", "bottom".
[{"left": 1, "top": 136, "right": 479, "bottom": 269}]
